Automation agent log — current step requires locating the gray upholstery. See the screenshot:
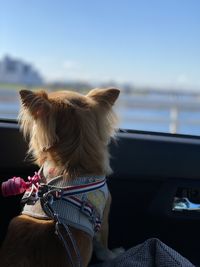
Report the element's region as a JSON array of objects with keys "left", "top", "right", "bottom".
[{"left": 91, "top": 238, "right": 195, "bottom": 267}]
